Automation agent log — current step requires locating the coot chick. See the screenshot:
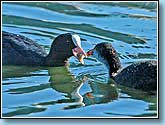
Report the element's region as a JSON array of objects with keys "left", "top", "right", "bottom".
[
  {"left": 87, "top": 42, "right": 157, "bottom": 91},
  {"left": 87, "top": 42, "right": 121, "bottom": 77},
  {"left": 2, "top": 31, "right": 86, "bottom": 66}
]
